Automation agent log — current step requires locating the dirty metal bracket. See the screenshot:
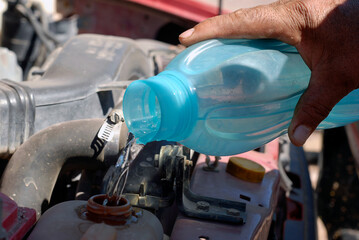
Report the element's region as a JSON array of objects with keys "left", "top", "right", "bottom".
[
  {"left": 123, "top": 191, "right": 175, "bottom": 210},
  {"left": 175, "top": 156, "right": 247, "bottom": 224},
  {"left": 115, "top": 144, "right": 178, "bottom": 210}
]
